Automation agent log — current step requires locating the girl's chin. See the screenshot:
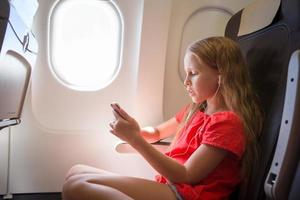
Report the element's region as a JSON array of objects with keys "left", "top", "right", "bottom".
[{"left": 191, "top": 97, "right": 203, "bottom": 104}]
